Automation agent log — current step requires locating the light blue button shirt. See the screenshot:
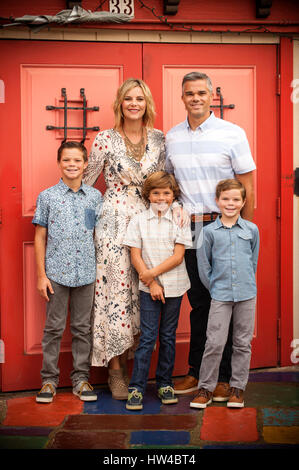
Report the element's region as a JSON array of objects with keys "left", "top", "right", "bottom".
[
  {"left": 197, "top": 216, "right": 259, "bottom": 302},
  {"left": 32, "top": 179, "right": 102, "bottom": 287}
]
